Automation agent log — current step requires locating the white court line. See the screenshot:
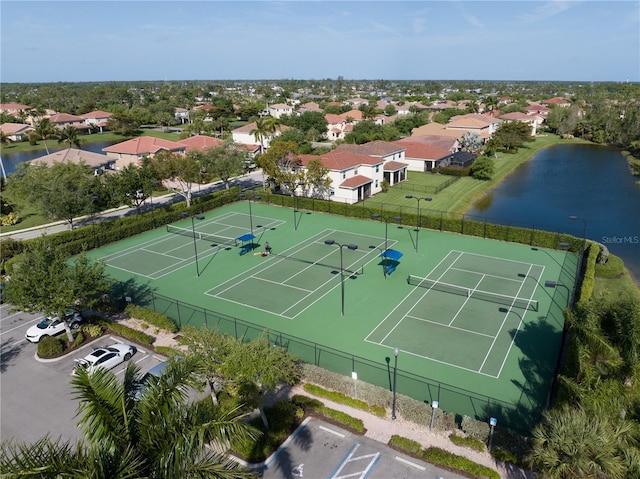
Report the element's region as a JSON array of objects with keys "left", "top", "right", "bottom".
[
  {"left": 365, "top": 250, "right": 461, "bottom": 344},
  {"left": 451, "top": 249, "right": 546, "bottom": 268},
  {"left": 448, "top": 274, "right": 485, "bottom": 327},
  {"left": 479, "top": 264, "right": 534, "bottom": 373},
  {"left": 253, "top": 276, "right": 313, "bottom": 293},
  {"left": 450, "top": 266, "right": 523, "bottom": 283},
  {"left": 407, "top": 314, "right": 495, "bottom": 339}
]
